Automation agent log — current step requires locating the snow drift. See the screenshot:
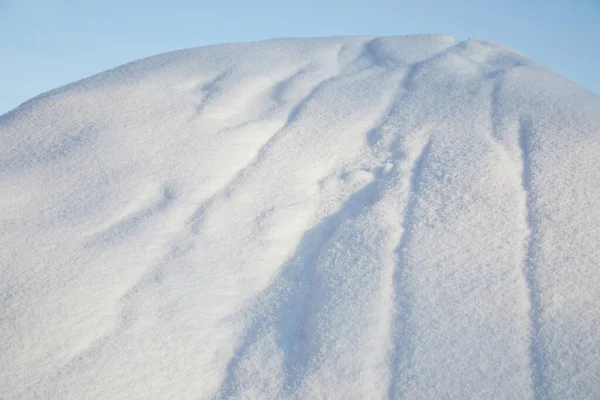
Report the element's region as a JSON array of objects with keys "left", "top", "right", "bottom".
[{"left": 1, "top": 35, "right": 599, "bottom": 399}]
